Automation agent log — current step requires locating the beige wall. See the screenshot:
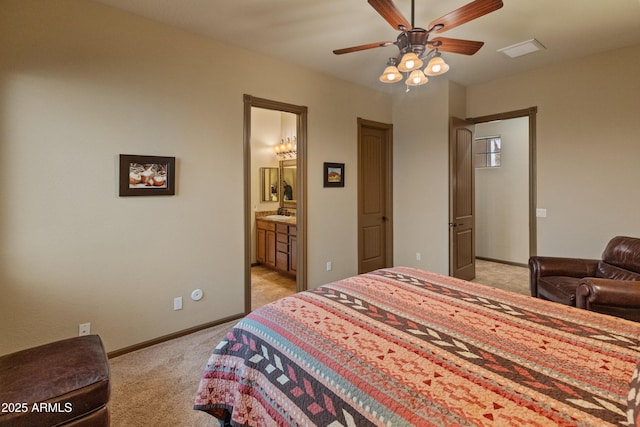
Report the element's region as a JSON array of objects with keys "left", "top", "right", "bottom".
[
  {"left": 467, "top": 44, "right": 640, "bottom": 258},
  {"left": 0, "top": 0, "right": 391, "bottom": 354},
  {"left": 392, "top": 44, "right": 640, "bottom": 272},
  {"left": 392, "top": 79, "right": 451, "bottom": 274}
]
